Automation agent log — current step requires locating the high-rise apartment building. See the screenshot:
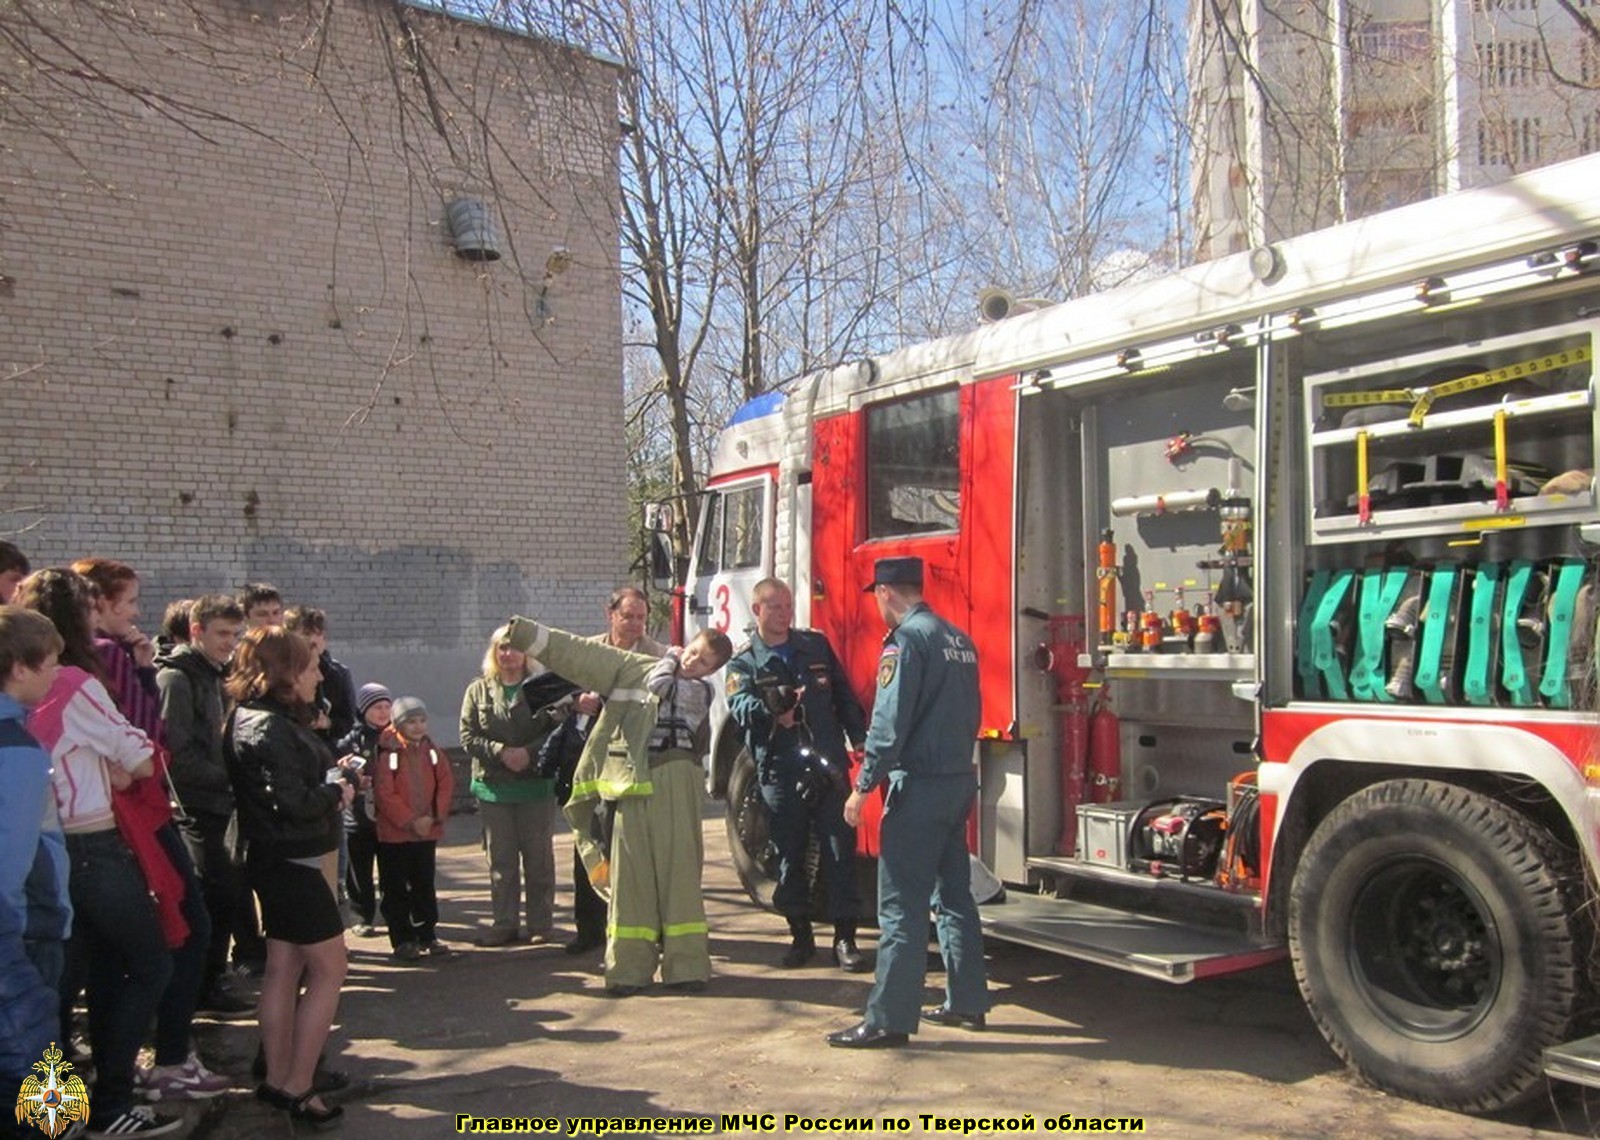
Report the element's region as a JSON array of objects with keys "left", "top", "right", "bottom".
[{"left": 1190, "top": 0, "right": 1600, "bottom": 261}]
